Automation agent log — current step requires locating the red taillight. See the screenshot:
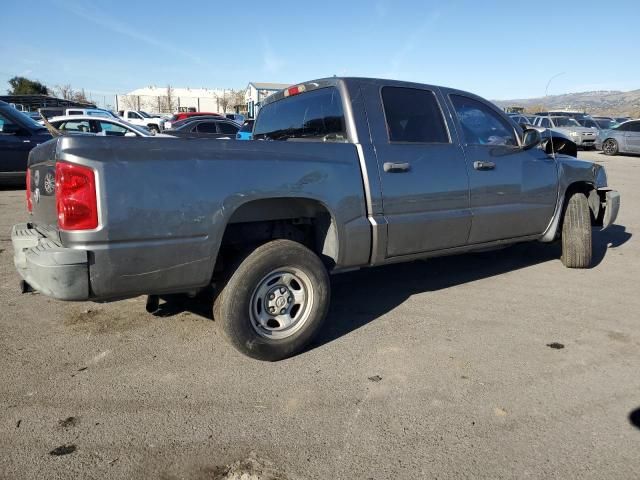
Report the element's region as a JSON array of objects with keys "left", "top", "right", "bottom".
[
  {"left": 26, "top": 169, "right": 33, "bottom": 213},
  {"left": 55, "top": 162, "right": 98, "bottom": 230}
]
